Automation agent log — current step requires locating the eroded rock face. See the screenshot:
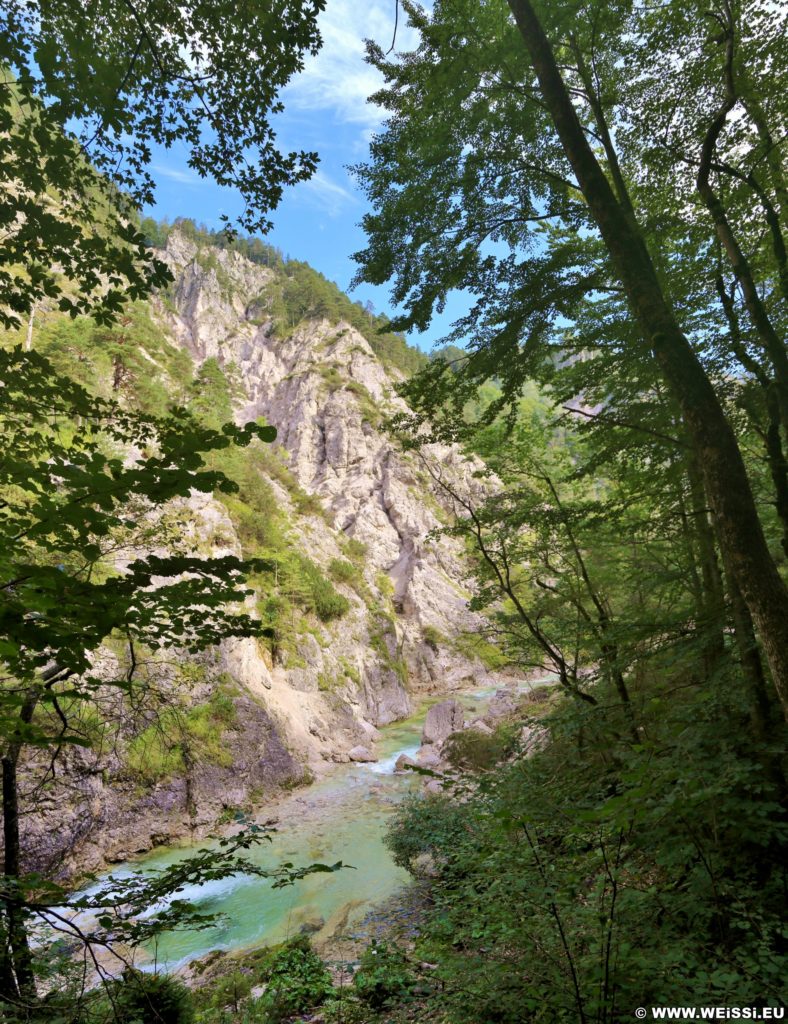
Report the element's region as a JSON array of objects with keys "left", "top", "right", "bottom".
[
  {"left": 422, "top": 700, "right": 466, "bottom": 746},
  {"left": 18, "top": 679, "right": 302, "bottom": 879},
  {"left": 17, "top": 232, "right": 531, "bottom": 878},
  {"left": 158, "top": 233, "right": 502, "bottom": 695}
]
